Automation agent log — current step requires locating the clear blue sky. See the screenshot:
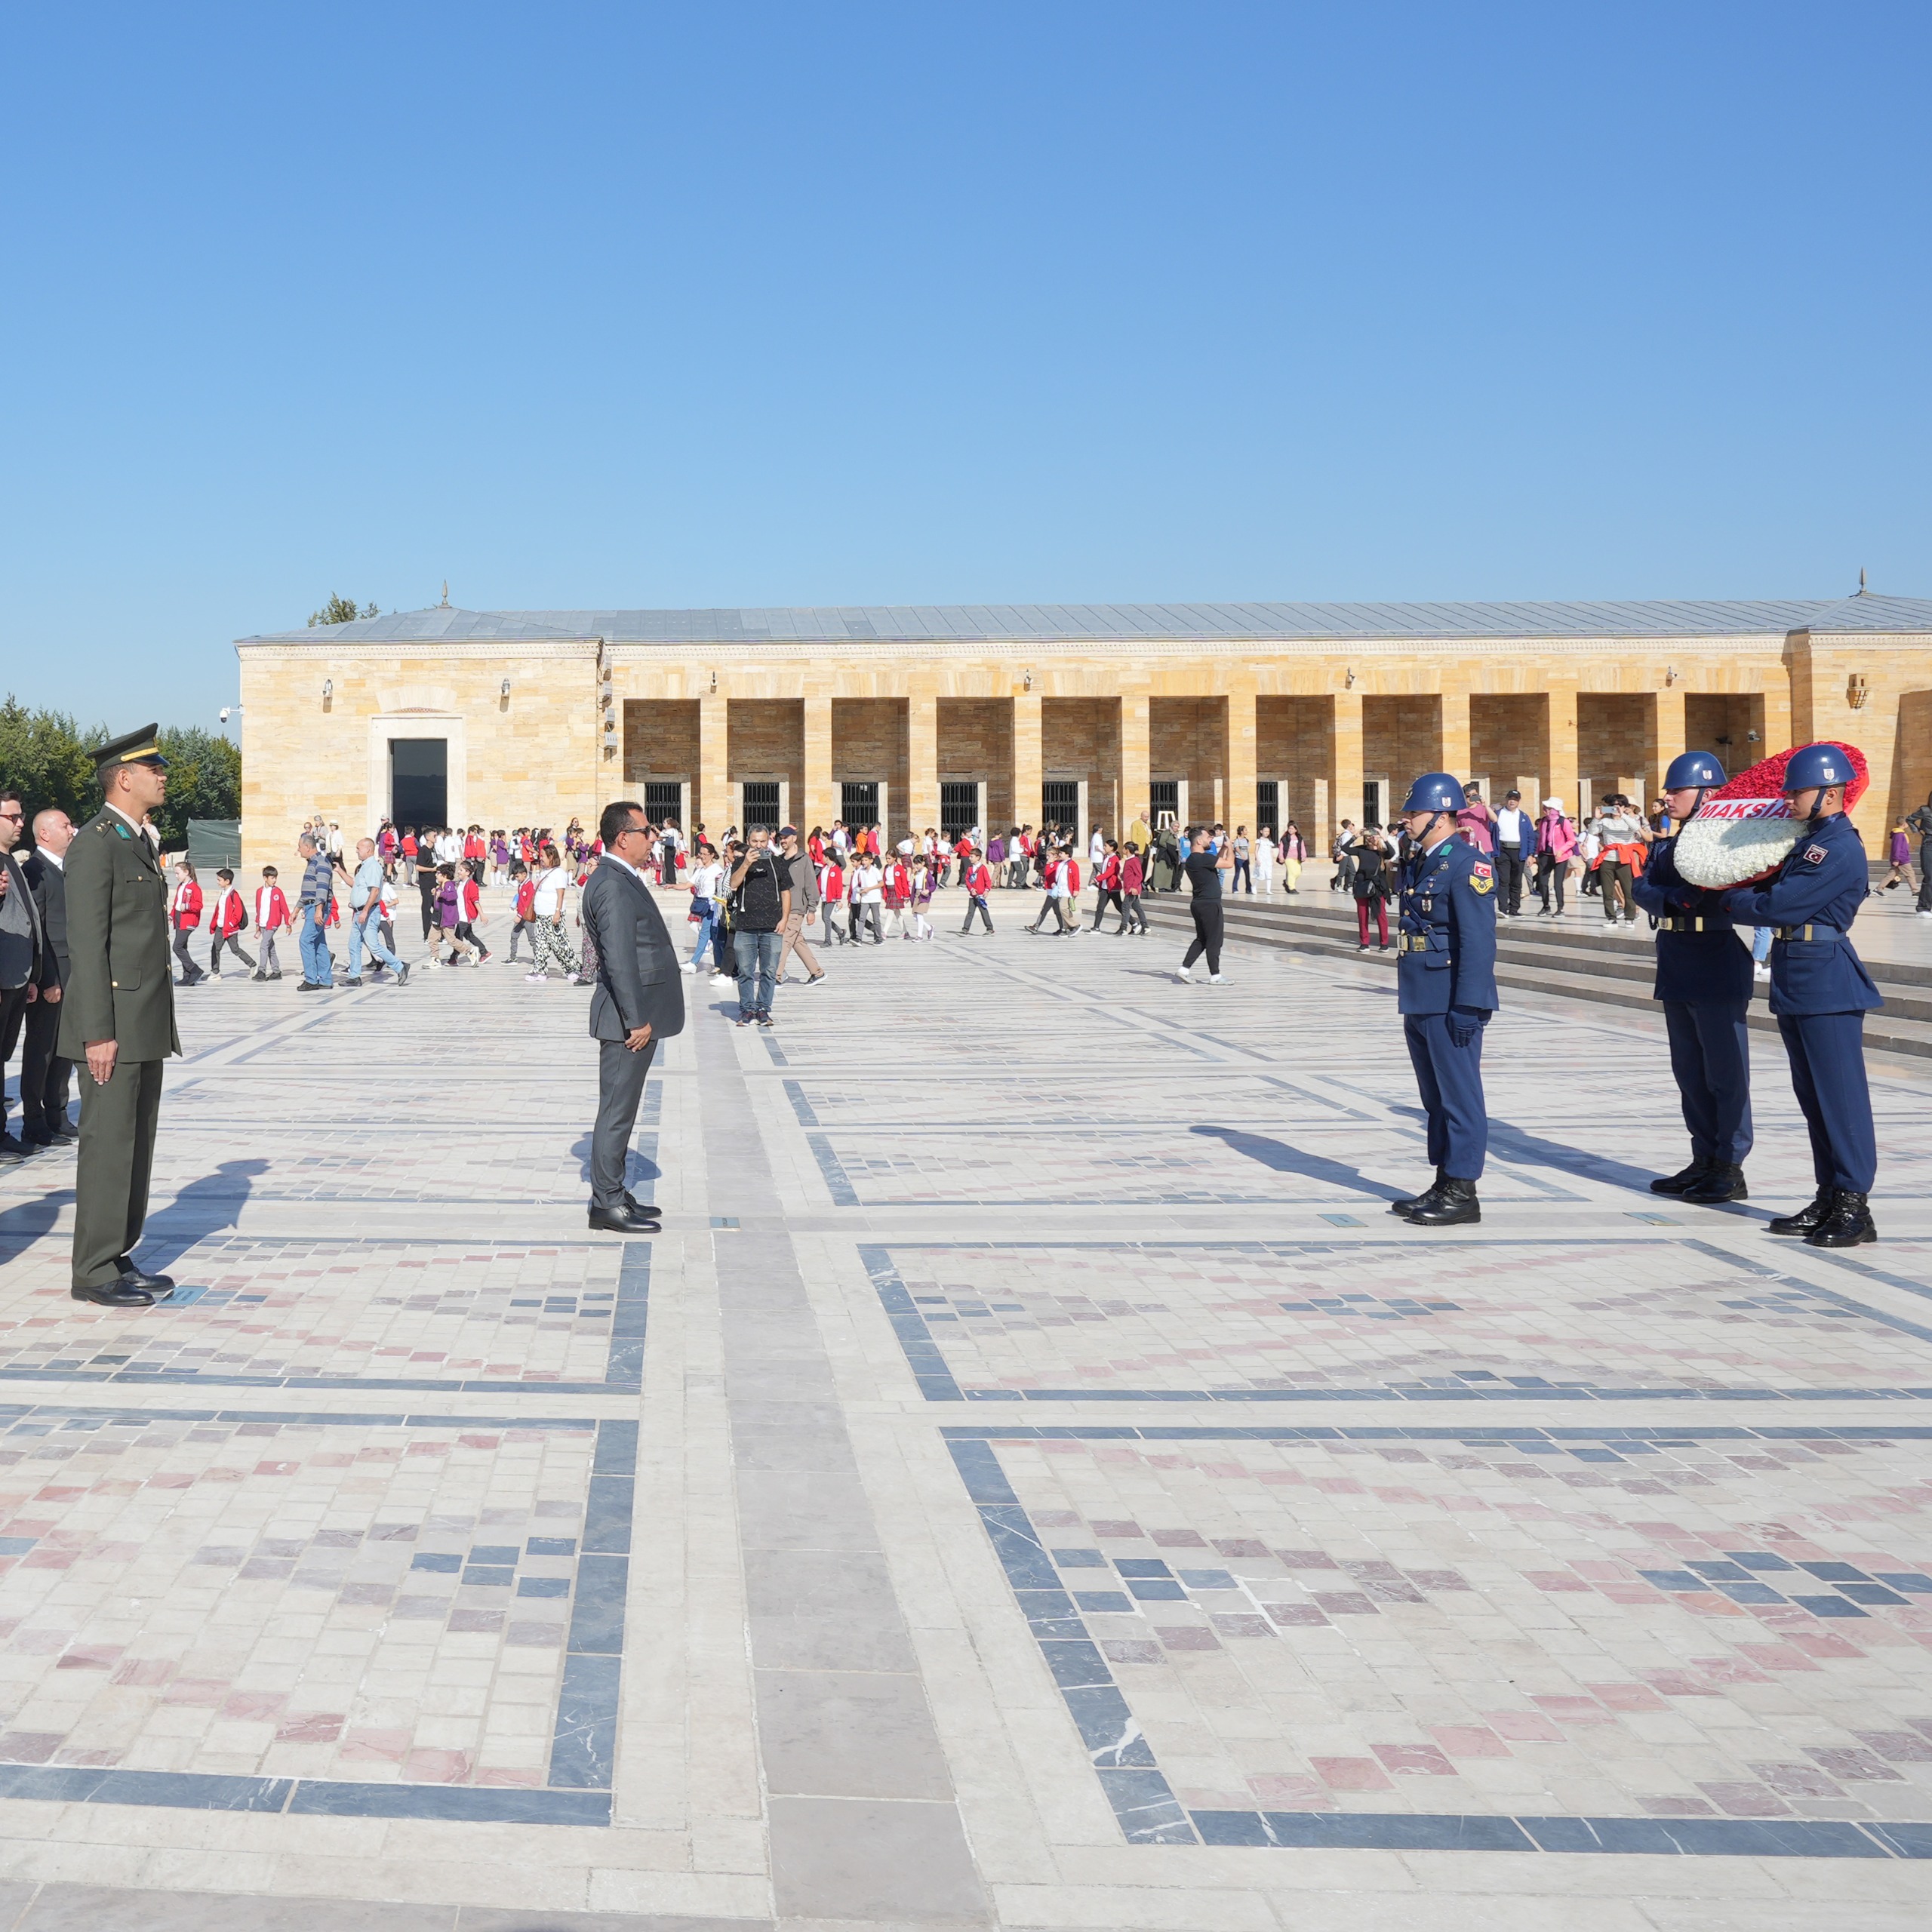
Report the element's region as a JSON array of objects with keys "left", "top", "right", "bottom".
[{"left": 3, "top": 2, "right": 1928, "bottom": 732}]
